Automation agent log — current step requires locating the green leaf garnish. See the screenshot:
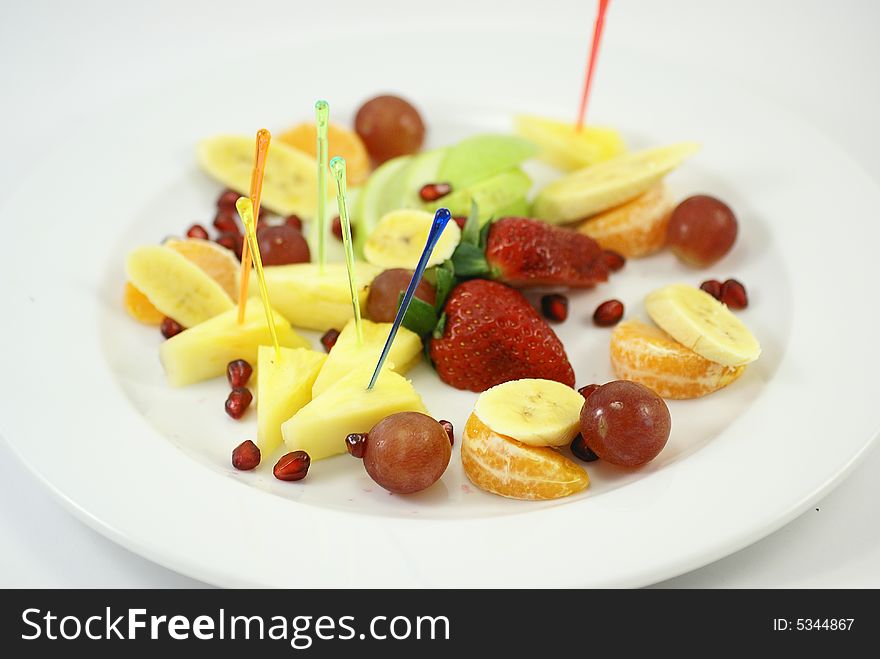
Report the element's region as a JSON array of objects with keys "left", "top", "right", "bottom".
[{"left": 399, "top": 293, "right": 439, "bottom": 337}]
